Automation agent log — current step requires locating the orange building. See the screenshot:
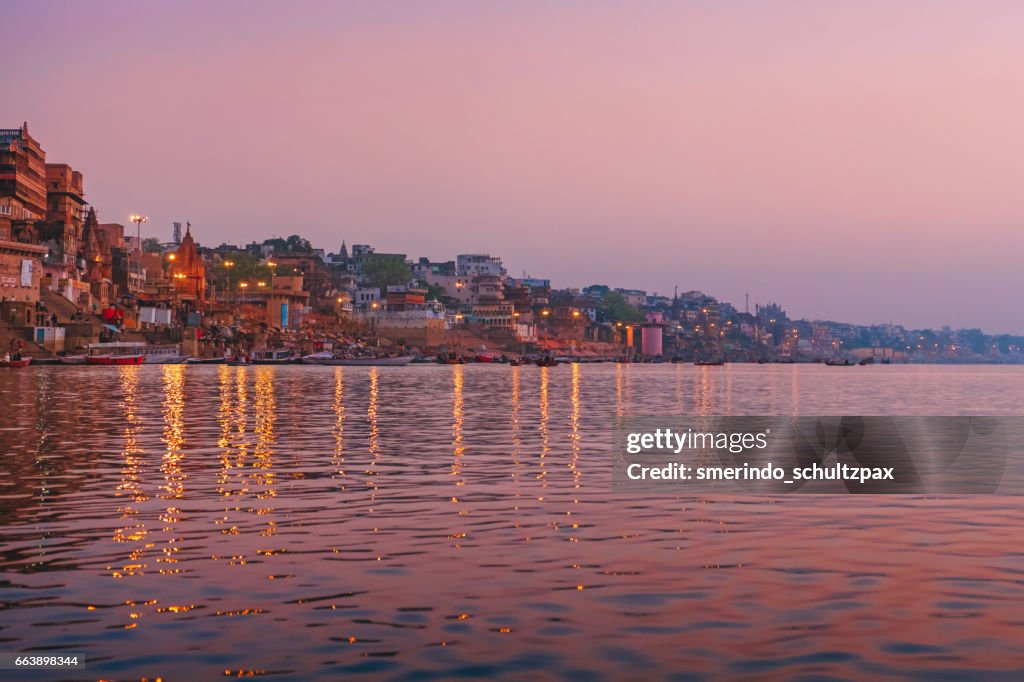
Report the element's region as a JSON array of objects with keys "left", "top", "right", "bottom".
[
  {"left": 167, "top": 225, "right": 206, "bottom": 308},
  {"left": 41, "top": 163, "right": 86, "bottom": 269}
]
